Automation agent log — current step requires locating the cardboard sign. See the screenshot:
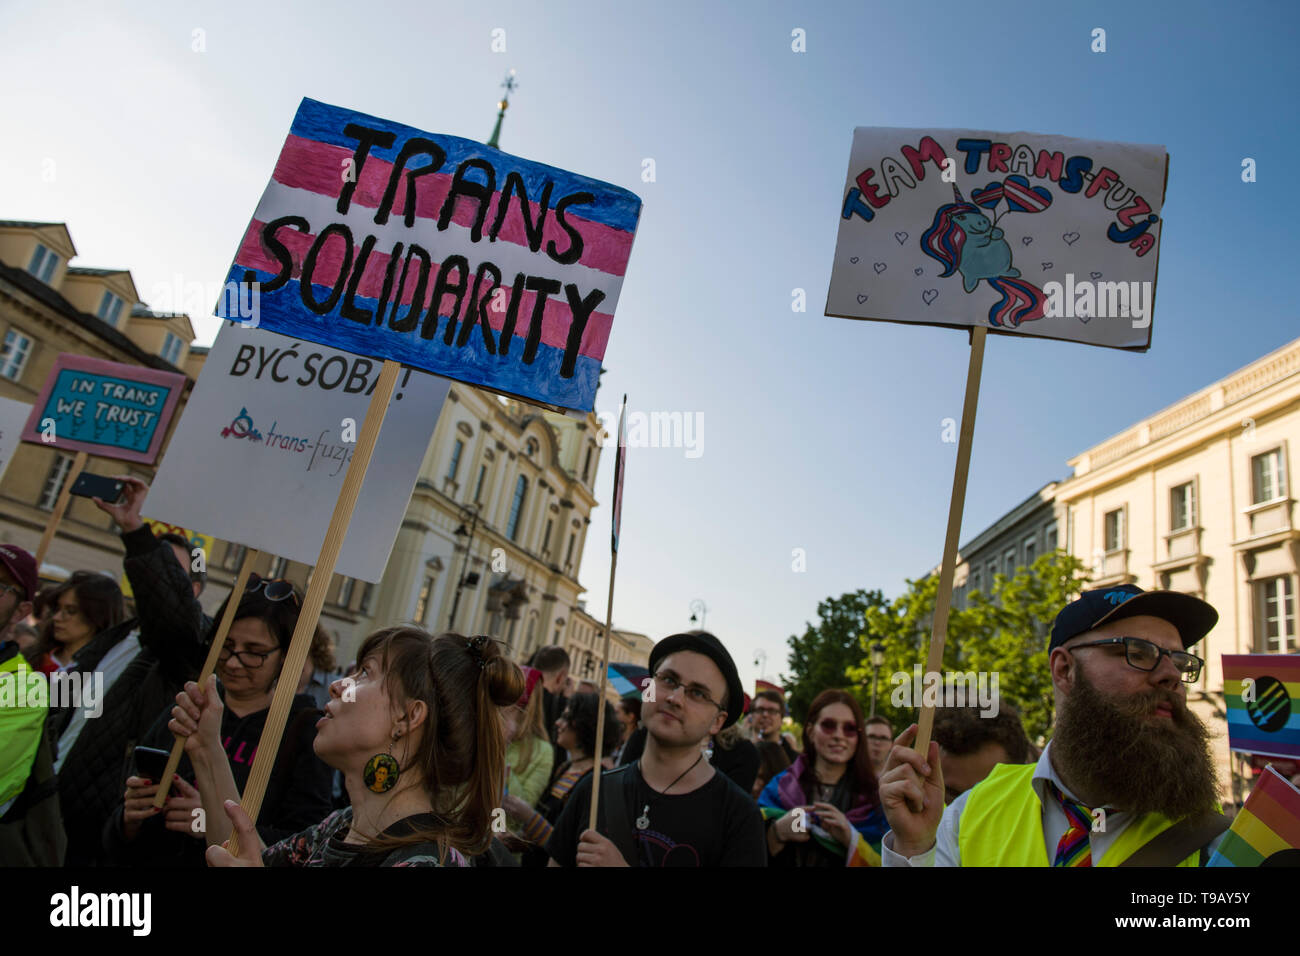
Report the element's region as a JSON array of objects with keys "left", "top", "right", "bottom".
[
  {"left": 826, "top": 129, "right": 1167, "bottom": 349},
  {"left": 20, "top": 355, "right": 186, "bottom": 463},
  {"left": 0, "top": 395, "right": 33, "bottom": 482},
  {"left": 218, "top": 97, "right": 642, "bottom": 413},
  {"left": 145, "top": 324, "right": 448, "bottom": 582},
  {"left": 1223, "top": 654, "right": 1300, "bottom": 761}
]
